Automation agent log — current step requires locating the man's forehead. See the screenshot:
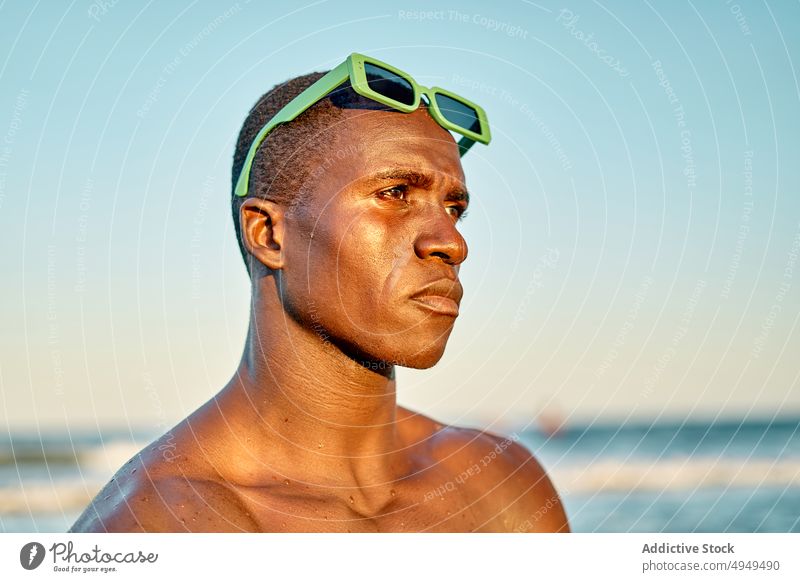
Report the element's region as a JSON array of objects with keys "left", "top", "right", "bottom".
[{"left": 334, "top": 107, "right": 464, "bottom": 169}]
